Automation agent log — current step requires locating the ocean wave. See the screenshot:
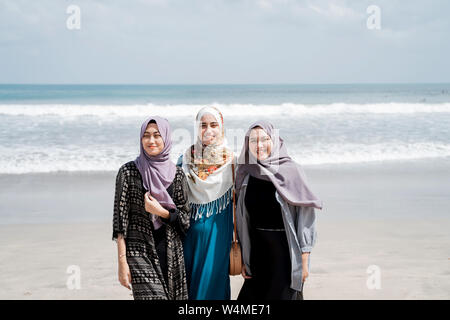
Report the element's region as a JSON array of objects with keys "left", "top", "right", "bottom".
[
  {"left": 291, "top": 142, "right": 450, "bottom": 165},
  {"left": 1, "top": 142, "right": 450, "bottom": 174},
  {"left": 1, "top": 102, "right": 450, "bottom": 119}
]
